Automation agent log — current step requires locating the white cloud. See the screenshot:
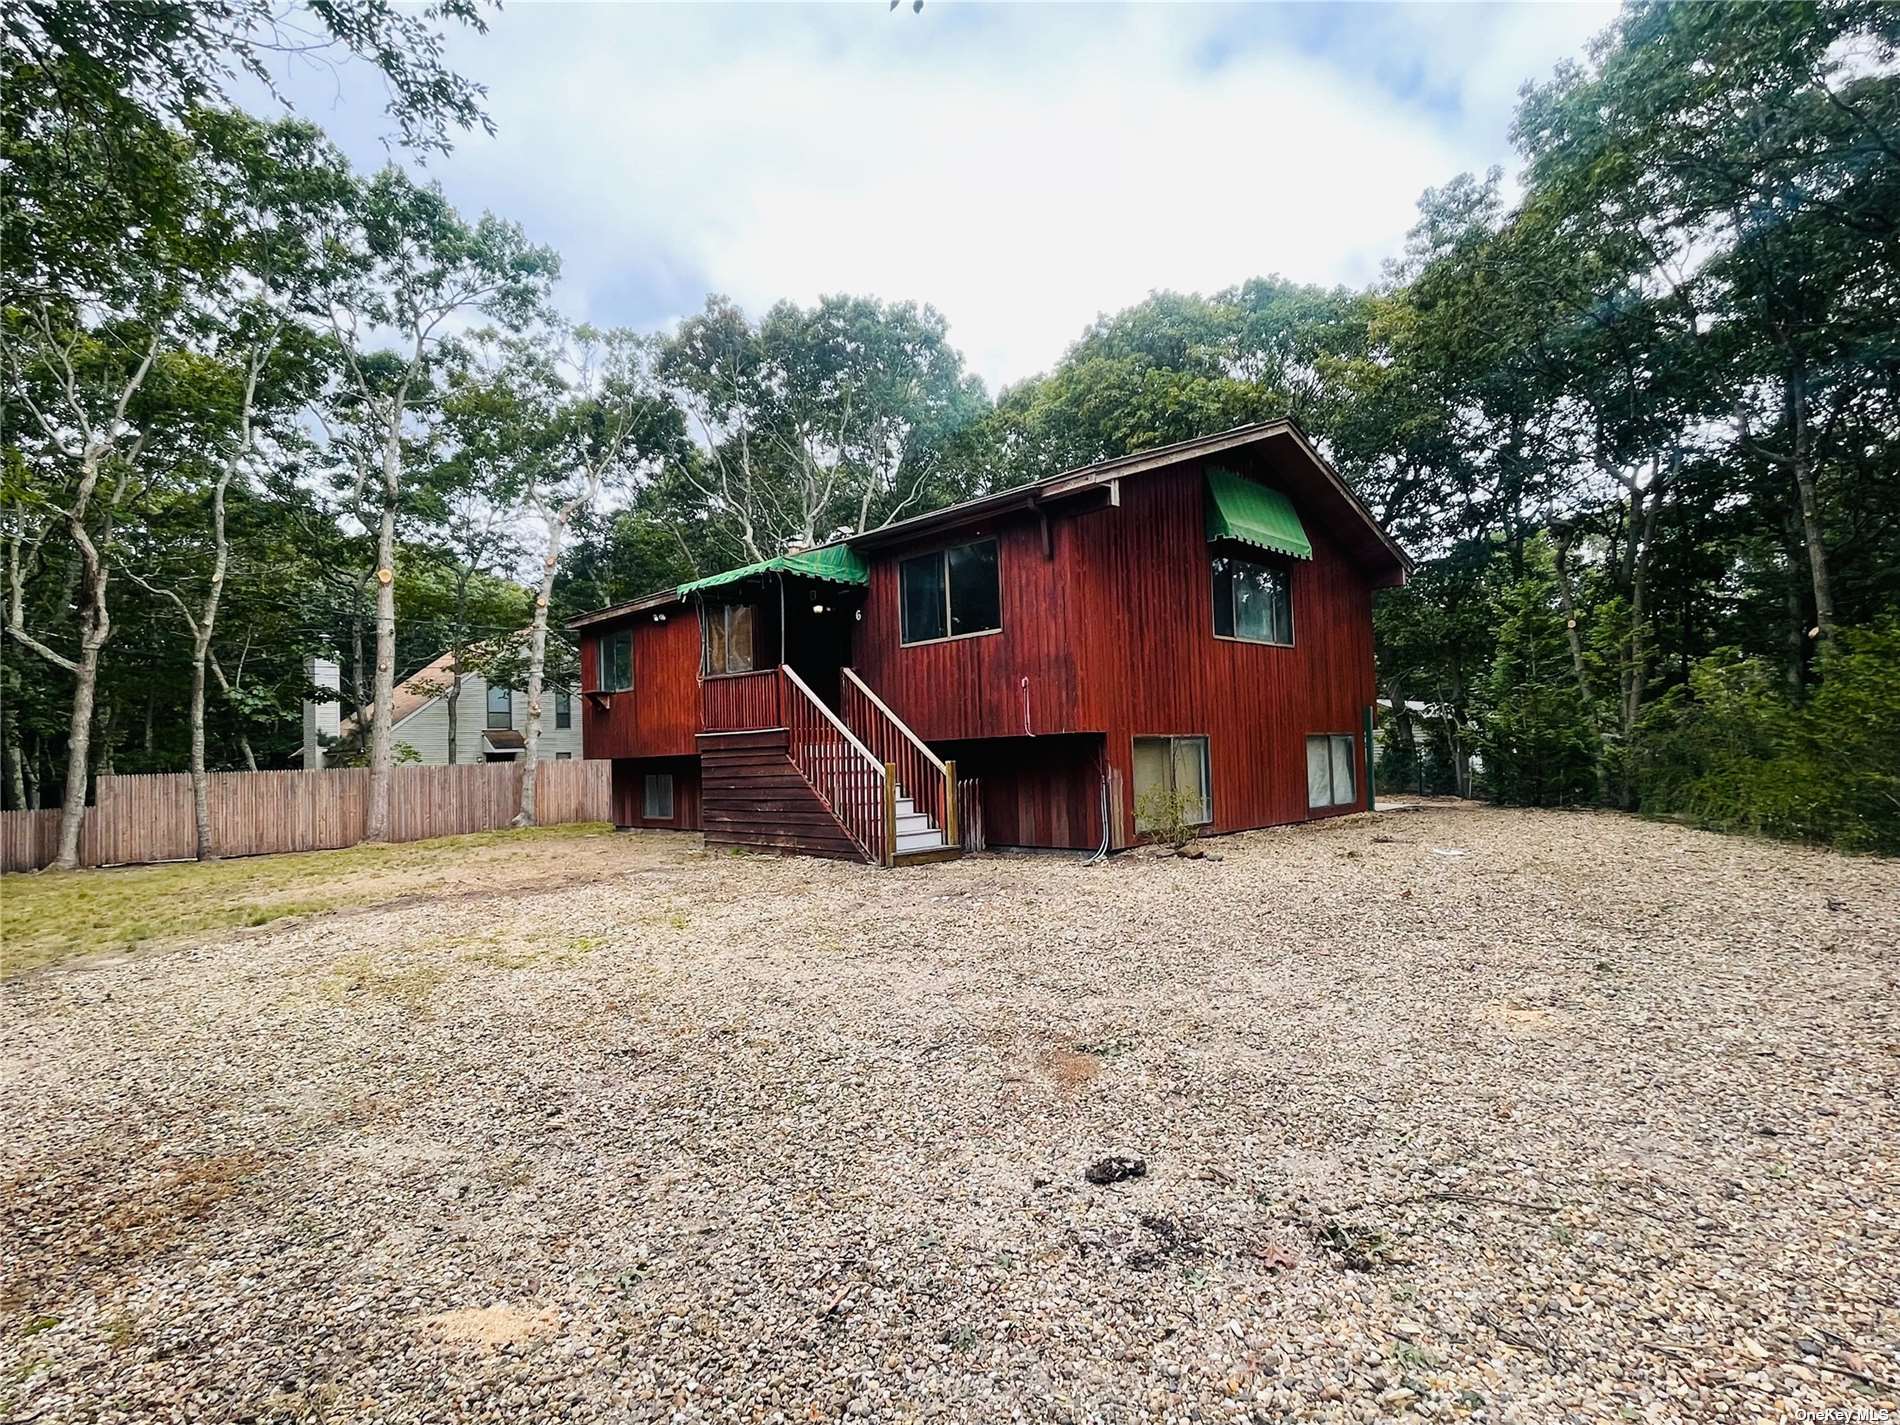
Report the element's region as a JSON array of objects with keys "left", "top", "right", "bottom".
[{"left": 271, "top": 1, "right": 1617, "bottom": 393}]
